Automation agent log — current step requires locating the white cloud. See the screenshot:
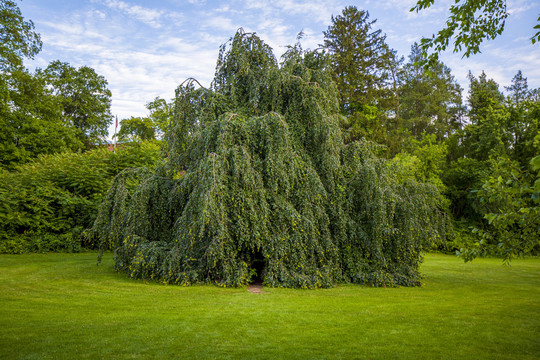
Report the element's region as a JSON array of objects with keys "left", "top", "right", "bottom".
[
  {"left": 103, "top": 0, "right": 163, "bottom": 26},
  {"left": 507, "top": 0, "right": 537, "bottom": 17},
  {"left": 202, "top": 15, "right": 238, "bottom": 33},
  {"left": 98, "top": 0, "right": 185, "bottom": 28},
  {"left": 27, "top": 2, "right": 218, "bottom": 140},
  {"left": 22, "top": 0, "right": 540, "bottom": 139}
]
